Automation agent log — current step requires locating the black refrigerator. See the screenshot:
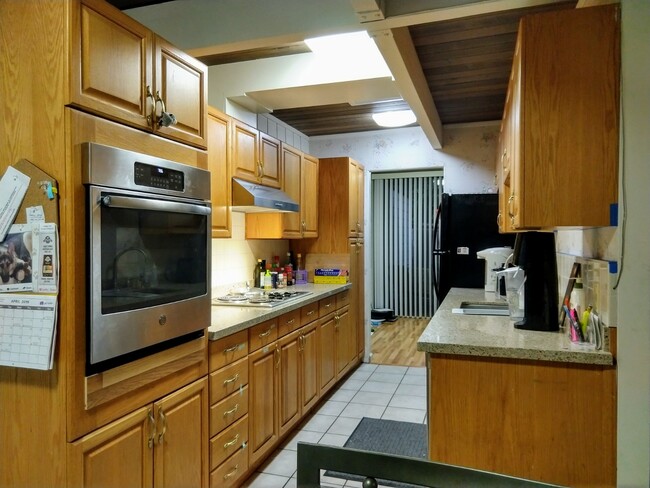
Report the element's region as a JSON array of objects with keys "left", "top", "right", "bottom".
[{"left": 433, "top": 193, "right": 515, "bottom": 304}]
